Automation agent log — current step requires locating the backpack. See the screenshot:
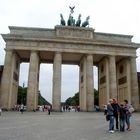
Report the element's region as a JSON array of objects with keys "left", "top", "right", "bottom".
[{"left": 128, "top": 106, "right": 135, "bottom": 113}]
